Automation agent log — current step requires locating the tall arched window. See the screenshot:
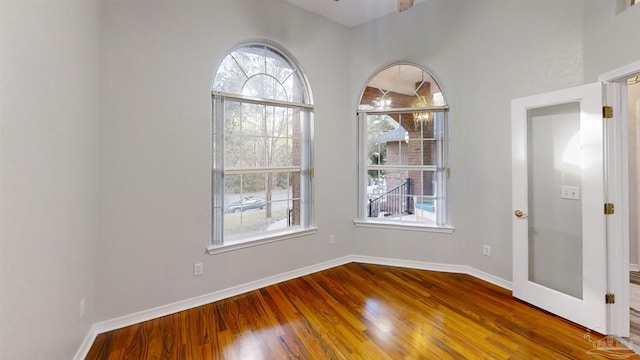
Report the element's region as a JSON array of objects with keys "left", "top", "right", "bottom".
[
  {"left": 356, "top": 63, "right": 451, "bottom": 230},
  {"left": 210, "top": 43, "right": 314, "bottom": 250}
]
